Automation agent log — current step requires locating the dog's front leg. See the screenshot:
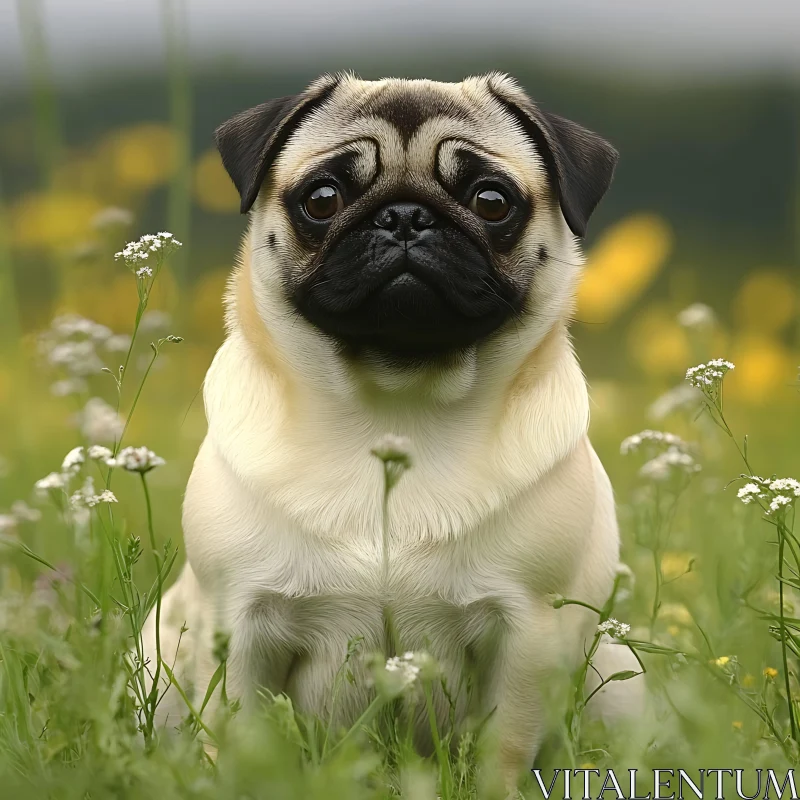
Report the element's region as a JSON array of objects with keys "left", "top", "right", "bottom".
[{"left": 481, "top": 614, "right": 565, "bottom": 791}]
